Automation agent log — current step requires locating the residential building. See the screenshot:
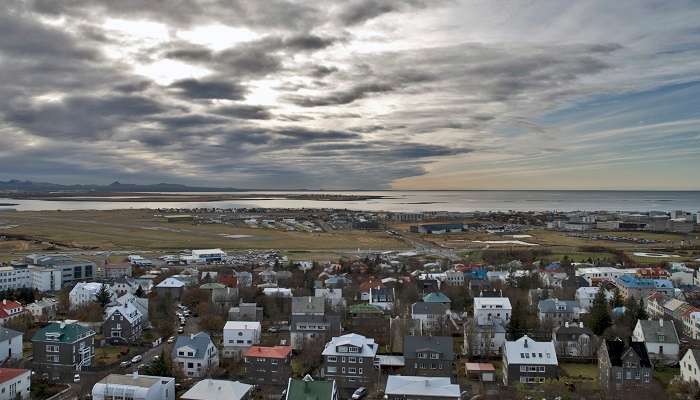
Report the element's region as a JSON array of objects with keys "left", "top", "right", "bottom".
[
  {"left": 683, "top": 311, "right": 700, "bottom": 340},
  {"left": 92, "top": 373, "right": 175, "bottom": 400},
  {"left": 615, "top": 274, "right": 674, "bottom": 300},
  {"left": 0, "top": 300, "right": 26, "bottom": 326},
  {"left": 0, "top": 369, "right": 30, "bottom": 400},
  {"left": 103, "top": 301, "right": 143, "bottom": 344},
  {"left": 0, "top": 328, "right": 22, "bottom": 362},
  {"left": 315, "top": 288, "right": 346, "bottom": 310},
  {"left": 537, "top": 298, "right": 581, "bottom": 324},
  {"left": 181, "top": 379, "right": 252, "bottom": 400},
  {"left": 155, "top": 277, "right": 185, "bottom": 300},
  {"left": 228, "top": 302, "right": 263, "bottom": 321},
  {"left": 423, "top": 292, "right": 452, "bottom": 305},
  {"left": 473, "top": 296, "right": 511, "bottom": 326},
  {"left": 111, "top": 277, "right": 139, "bottom": 296},
  {"left": 369, "top": 287, "right": 395, "bottom": 311},
  {"left": 117, "top": 293, "right": 149, "bottom": 322},
  {"left": 243, "top": 345, "right": 293, "bottom": 386},
  {"left": 290, "top": 296, "right": 341, "bottom": 350},
  {"left": 445, "top": 270, "right": 464, "bottom": 287},
  {"left": 632, "top": 319, "right": 680, "bottom": 364},
  {"left": 552, "top": 322, "right": 595, "bottom": 357},
  {"left": 26, "top": 298, "right": 58, "bottom": 321},
  {"left": 348, "top": 304, "right": 389, "bottom": 346},
  {"left": 172, "top": 332, "right": 219, "bottom": 378},
  {"left": 285, "top": 376, "right": 338, "bottom": 400},
  {"left": 502, "top": 335, "right": 558, "bottom": 385},
  {"left": 384, "top": 376, "right": 460, "bottom": 400},
  {"left": 576, "top": 267, "right": 637, "bottom": 286},
  {"left": 576, "top": 287, "right": 611, "bottom": 311},
  {"left": 29, "top": 266, "right": 62, "bottom": 292},
  {"left": 464, "top": 322, "right": 506, "bottom": 357},
  {"left": 211, "top": 287, "right": 239, "bottom": 312},
  {"left": 411, "top": 302, "right": 449, "bottom": 334},
  {"left": 598, "top": 339, "right": 652, "bottom": 394},
  {"left": 223, "top": 321, "right": 261, "bottom": 359},
  {"left": 322, "top": 333, "right": 378, "bottom": 389},
  {"left": 404, "top": 336, "right": 454, "bottom": 378},
  {"left": 31, "top": 321, "right": 95, "bottom": 377},
  {"left": 680, "top": 349, "right": 700, "bottom": 386},
  {"left": 69, "top": 282, "right": 114, "bottom": 310}
]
